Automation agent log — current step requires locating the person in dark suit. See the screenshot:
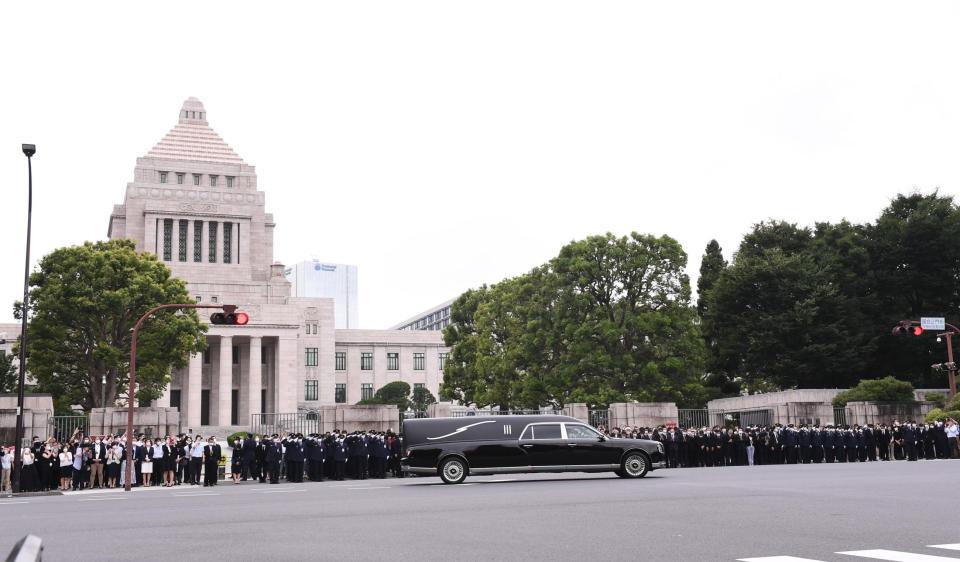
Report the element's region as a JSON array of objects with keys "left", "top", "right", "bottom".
[
  {"left": 810, "top": 426, "right": 823, "bottom": 463},
  {"left": 241, "top": 433, "right": 256, "bottom": 481},
  {"left": 864, "top": 425, "right": 876, "bottom": 462},
  {"left": 783, "top": 425, "right": 798, "bottom": 464},
  {"left": 308, "top": 435, "right": 325, "bottom": 481},
  {"left": 333, "top": 433, "right": 347, "bottom": 481},
  {"left": 203, "top": 437, "right": 219, "bottom": 486},
  {"left": 798, "top": 426, "right": 811, "bottom": 464},
  {"left": 903, "top": 422, "right": 918, "bottom": 461},
  {"left": 88, "top": 437, "right": 107, "bottom": 489},
  {"left": 823, "top": 426, "right": 835, "bottom": 463},
  {"left": 843, "top": 426, "right": 857, "bottom": 462},
  {"left": 265, "top": 435, "right": 281, "bottom": 484},
  {"left": 283, "top": 434, "right": 304, "bottom": 483},
  {"left": 876, "top": 424, "right": 890, "bottom": 461},
  {"left": 255, "top": 436, "right": 268, "bottom": 483}
]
